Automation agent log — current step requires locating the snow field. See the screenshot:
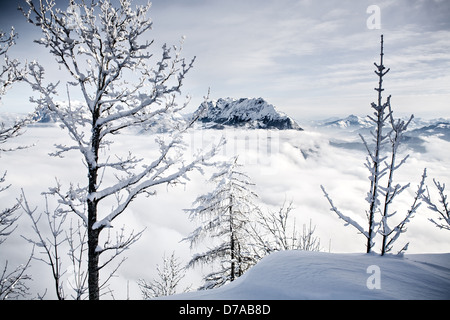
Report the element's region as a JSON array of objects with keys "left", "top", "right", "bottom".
[{"left": 168, "top": 251, "right": 450, "bottom": 300}]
